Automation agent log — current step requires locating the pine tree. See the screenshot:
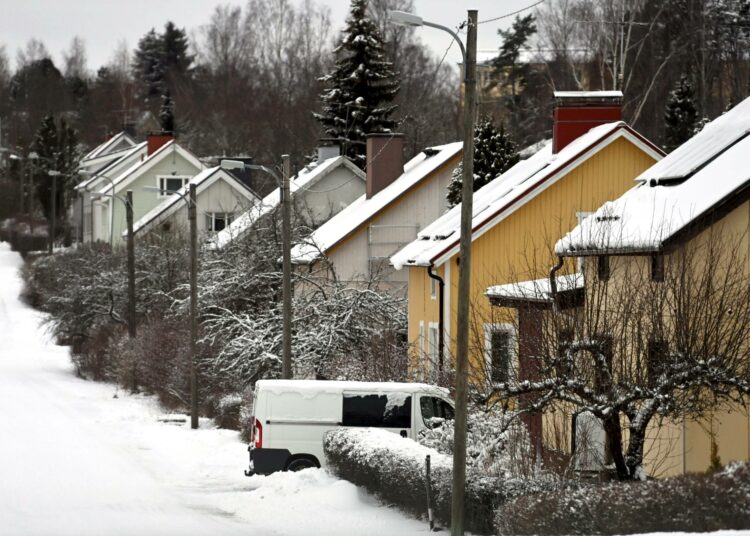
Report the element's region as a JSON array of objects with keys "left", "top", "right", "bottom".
[
  {"left": 159, "top": 89, "right": 175, "bottom": 134},
  {"left": 31, "top": 114, "right": 58, "bottom": 220},
  {"left": 314, "top": 0, "right": 400, "bottom": 166},
  {"left": 664, "top": 74, "right": 699, "bottom": 153},
  {"left": 446, "top": 117, "right": 520, "bottom": 208}
]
